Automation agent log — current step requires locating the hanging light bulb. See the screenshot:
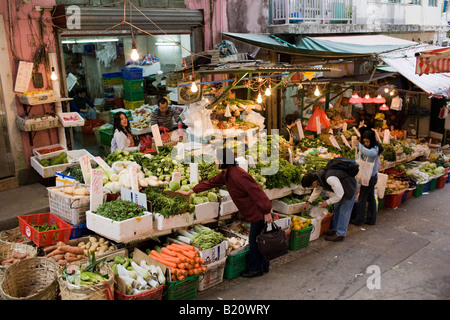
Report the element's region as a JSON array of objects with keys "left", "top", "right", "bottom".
[
  {"left": 314, "top": 85, "right": 320, "bottom": 97},
  {"left": 130, "top": 39, "right": 139, "bottom": 61},
  {"left": 349, "top": 93, "right": 362, "bottom": 104},
  {"left": 384, "top": 87, "right": 389, "bottom": 93},
  {"left": 256, "top": 92, "right": 263, "bottom": 104},
  {"left": 50, "top": 67, "right": 57, "bottom": 81},
  {"left": 379, "top": 103, "right": 389, "bottom": 111},
  {"left": 265, "top": 86, "right": 271, "bottom": 96},
  {"left": 372, "top": 94, "right": 386, "bottom": 104},
  {"left": 190, "top": 81, "right": 198, "bottom": 93},
  {"left": 362, "top": 94, "right": 373, "bottom": 103}
]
